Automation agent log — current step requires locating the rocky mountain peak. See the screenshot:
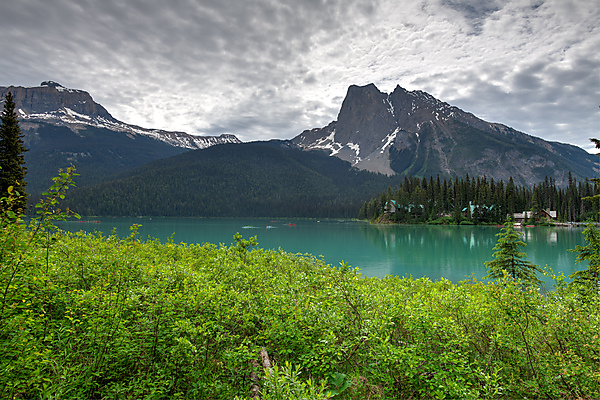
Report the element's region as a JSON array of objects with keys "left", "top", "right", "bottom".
[
  {"left": 1, "top": 81, "right": 115, "bottom": 122},
  {"left": 334, "top": 84, "right": 397, "bottom": 156},
  {"left": 292, "top": 83, "right": 405, "bottom": 174},
  {"left": 292, "top": 82, "right": 597, "bottom": 186}
]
